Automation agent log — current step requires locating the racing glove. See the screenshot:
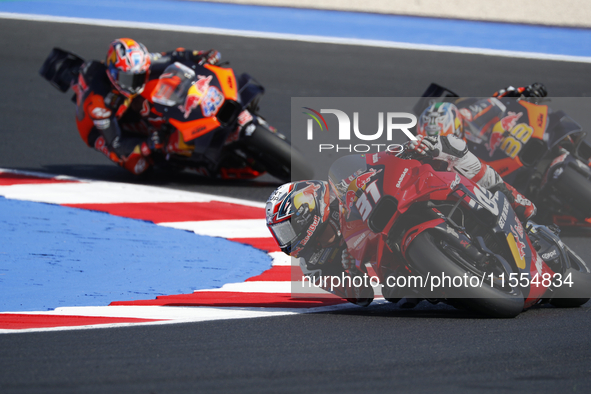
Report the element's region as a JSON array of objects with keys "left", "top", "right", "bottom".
[
  {"left": 167, "top": 49, "right": 222, "bottom": 66},
  {"left": 189, "top": 49, "right": 221, "bottom": 65},
  {"left": 493, "top": 83, "right": 547, "bottom": 98},
  {"left": 408, "top": 135, "right": 441, "bottom": 157},
  {"left": 409, "top": 134, "right": 502, "bottom": 188}
]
